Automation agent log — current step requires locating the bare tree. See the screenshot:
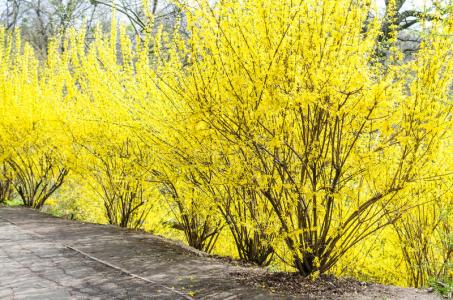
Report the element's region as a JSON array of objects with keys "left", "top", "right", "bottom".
[
  {"left": 4, "top": 0, "right": 21, "bottom": 30},
  {"left": 376, "top": 0, "right": 449, "bottom": 55},
  {"left": 91, "top": 0, "right": 184, "bottom": 35},
  {"left": 1, "top": 0, "right": 106, "bottom": 56}
]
